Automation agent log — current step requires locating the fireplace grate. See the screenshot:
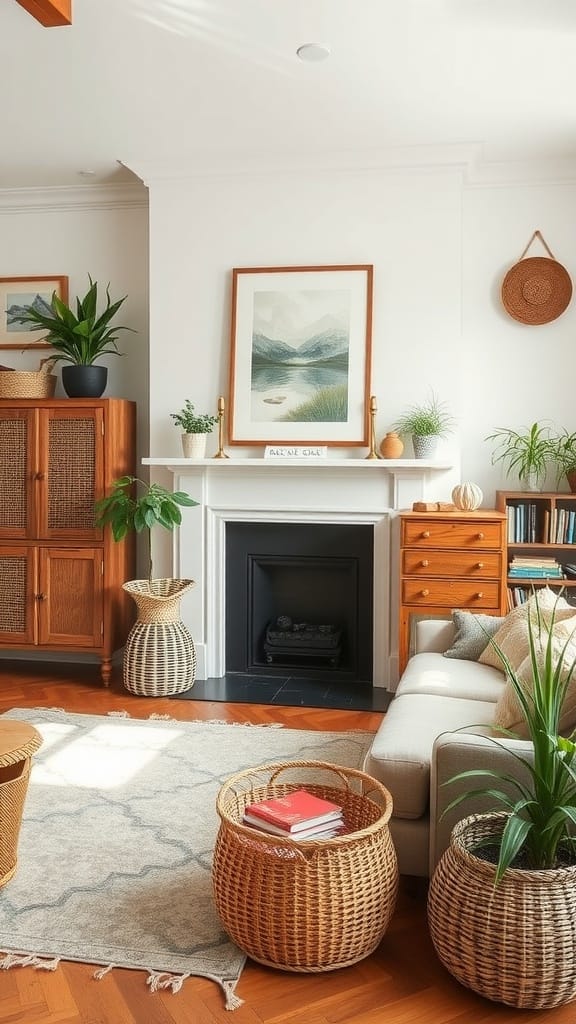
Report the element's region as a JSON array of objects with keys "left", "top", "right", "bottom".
[{"left": 263, "top": 617, "right": 342, "bottom": 667}]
